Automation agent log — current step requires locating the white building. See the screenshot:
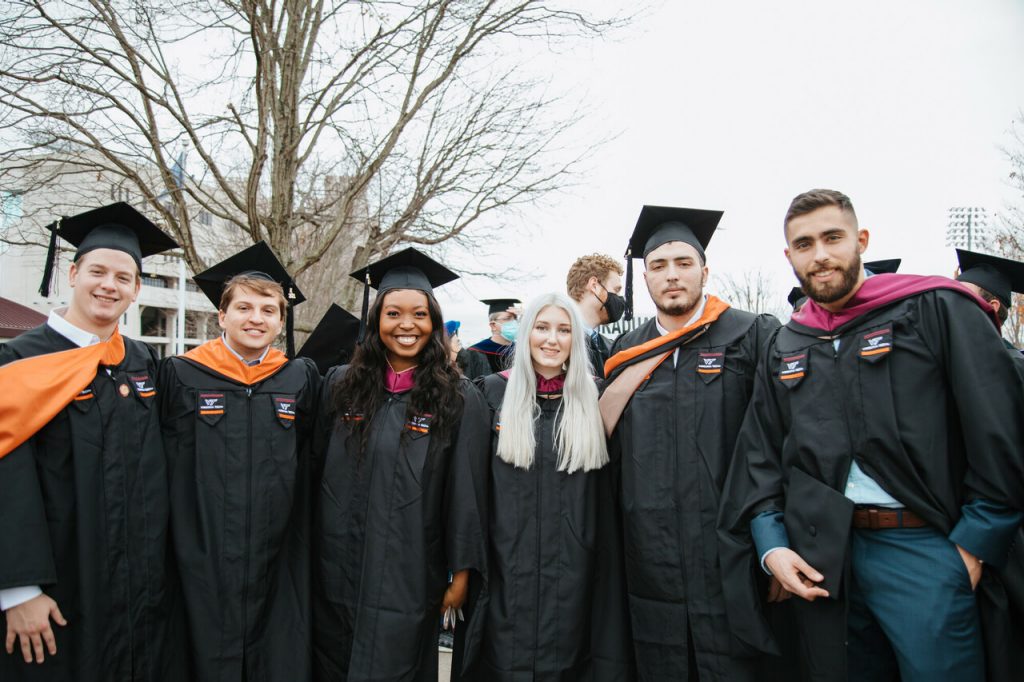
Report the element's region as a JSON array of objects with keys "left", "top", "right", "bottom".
[{"left": 1, "top": 154, "right": 219, "bottom": 356}]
